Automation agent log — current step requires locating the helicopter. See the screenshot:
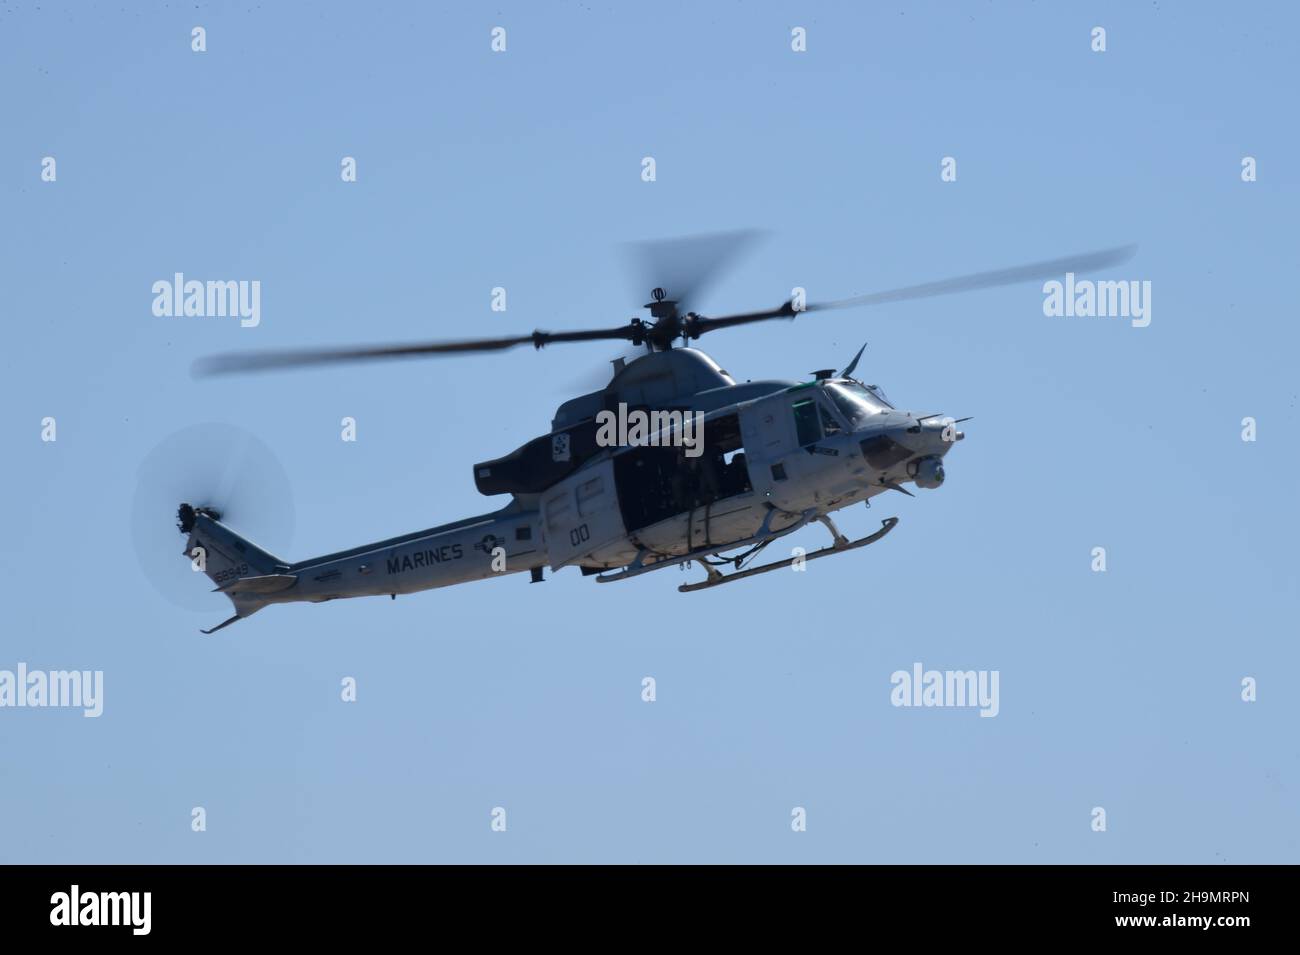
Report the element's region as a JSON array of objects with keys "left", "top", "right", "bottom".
[{"left": 177, "top": 235, "right": 1134, "bottom": 633}]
